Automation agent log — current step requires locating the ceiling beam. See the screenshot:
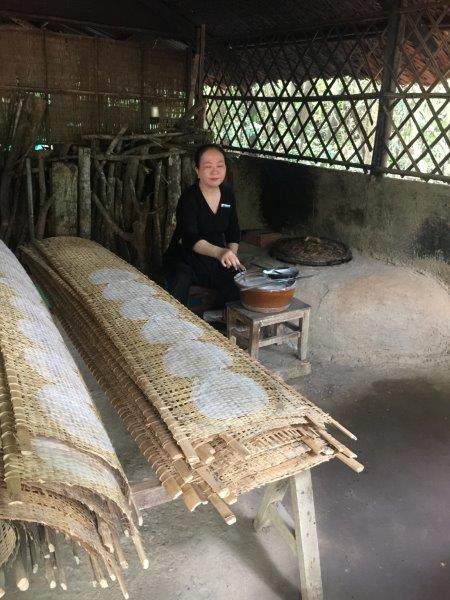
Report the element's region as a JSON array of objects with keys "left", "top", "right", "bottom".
[{"left": 0, "top": 8, "right": 187, "bottom": 41}]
